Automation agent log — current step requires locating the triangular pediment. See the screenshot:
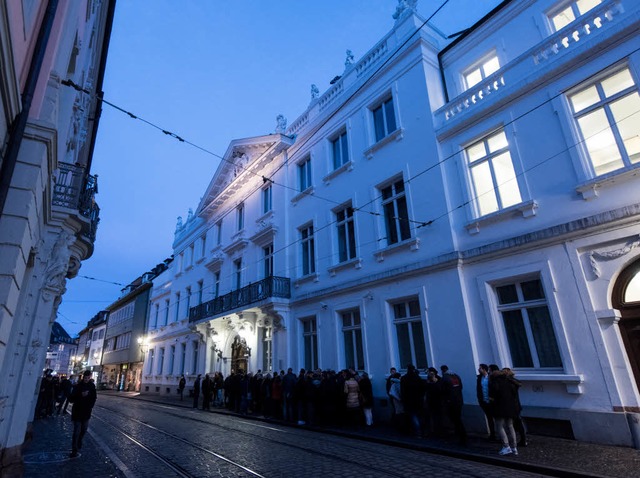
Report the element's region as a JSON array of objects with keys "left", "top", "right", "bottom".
[{"left": 197, "top": 133, "right": 294, "bottom": 217}]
